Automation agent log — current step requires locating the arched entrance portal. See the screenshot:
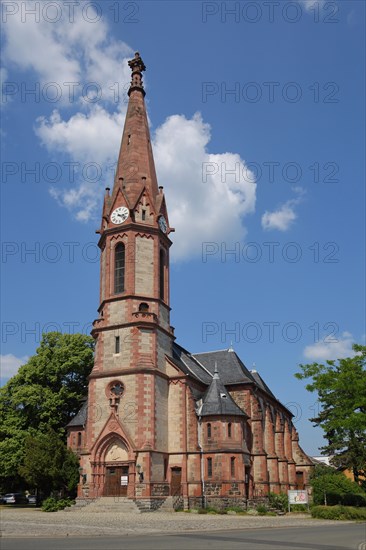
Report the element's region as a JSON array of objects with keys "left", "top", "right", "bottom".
[{"left": 103, "top": 440, "right": 130, "bottom": 497}]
